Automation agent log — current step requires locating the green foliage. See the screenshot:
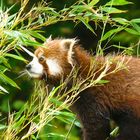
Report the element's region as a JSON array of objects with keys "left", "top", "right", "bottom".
[
  {"left": 0, "top": 0, "right": 138, "bottom": 92},
  {"left": 105, "top": 0, "right": 132, "bottom": 6},
  {"left": 0, "top": 0, "right": 140, "bottom": 139},
  {"left": 0, "top": 81, "right": 81, "bottom": 140}
]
